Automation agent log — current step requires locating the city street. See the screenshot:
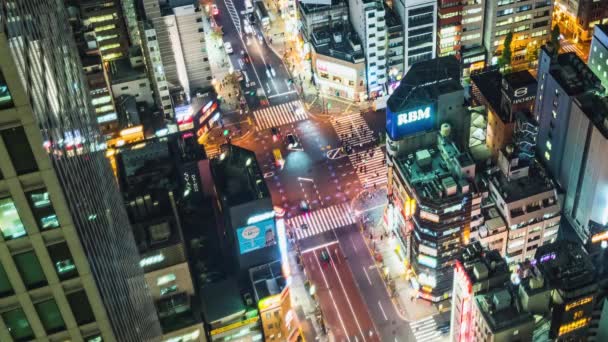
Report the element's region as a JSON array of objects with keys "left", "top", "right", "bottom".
[
  {"left": 301, "top": 242, "right": 380, "bottom": 341},
  {"left": 200, "top": 0, "right": 447, "bottom": 340}
]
